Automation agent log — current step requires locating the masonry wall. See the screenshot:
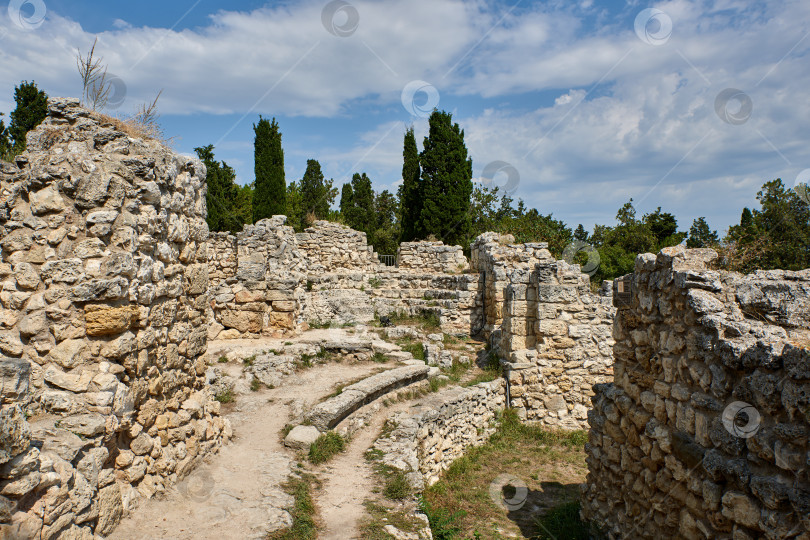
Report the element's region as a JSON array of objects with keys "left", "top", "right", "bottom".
[
  {"left": 372, "top": 379, "right": 506, "bottom": 489},
  {"left": 0, "top": 98, "right": 229, "bottom": 539},
  {"left": 396, "top": 241, "right": 469, "bottom": 274},
  {"left": 581, "top": 246, "right": 810, "bottom": 539}
]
